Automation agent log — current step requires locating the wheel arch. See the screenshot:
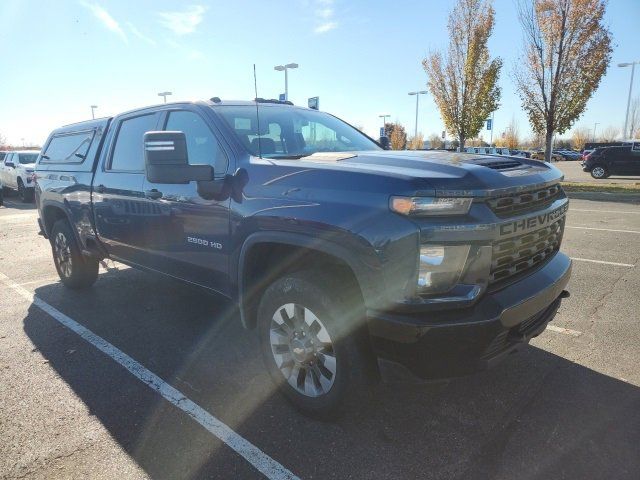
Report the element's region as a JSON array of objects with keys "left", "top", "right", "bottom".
[
  {"left": 237, "top": 232, "right": 374, "bottom": 330},
  {"left": 40, "top": 202, "right": 83, "bottom": 248}
]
